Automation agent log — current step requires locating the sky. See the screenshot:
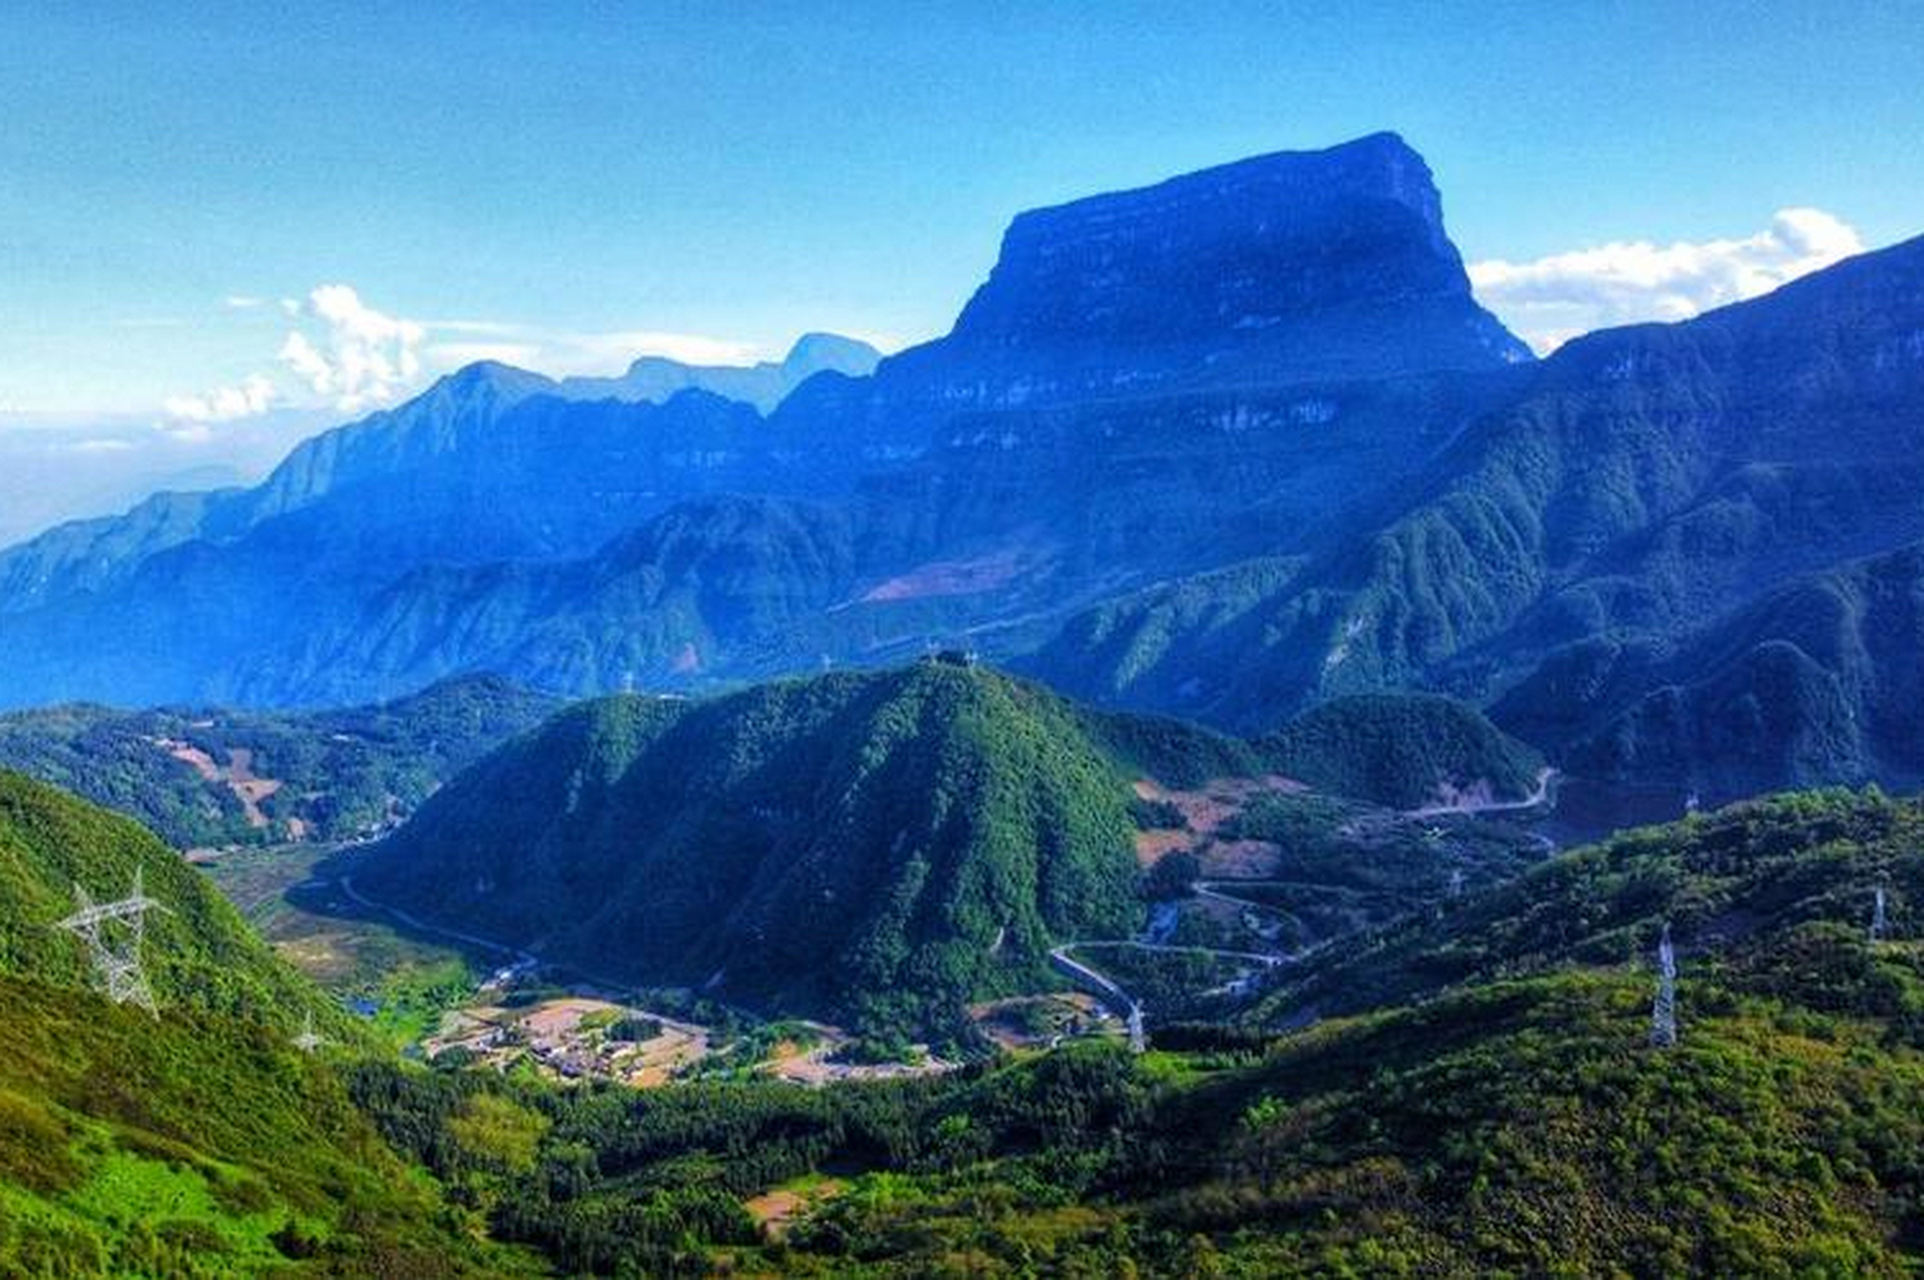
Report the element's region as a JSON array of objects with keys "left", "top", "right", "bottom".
[{"left": 1, "top": 0, "right": 1920, "bottom": 530}]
